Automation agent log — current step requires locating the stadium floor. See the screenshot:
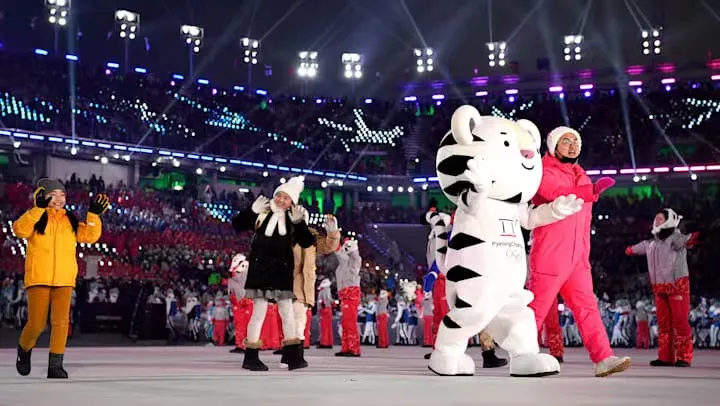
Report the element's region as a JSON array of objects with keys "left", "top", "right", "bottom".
[{"left": 0, "top": 346, "right": 717, "bottom": 406}]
